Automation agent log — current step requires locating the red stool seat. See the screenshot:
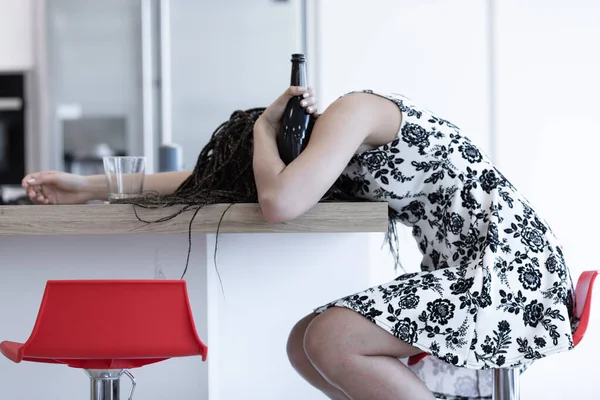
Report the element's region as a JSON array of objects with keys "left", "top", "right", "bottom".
[{"left": 0, "top": 280, "right": 207, "bottom": 370}]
